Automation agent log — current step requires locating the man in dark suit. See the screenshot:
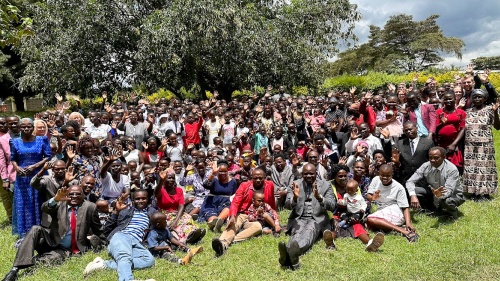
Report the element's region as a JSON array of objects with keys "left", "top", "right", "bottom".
[
  {"left": 393, "top": 121, "right": 434, "bottom": 184},
  {"left": 279, "top": 163, "right": 335, "bottom": 269},
  {"left": 2, "top": 185, "right": 102, "bottom": 281}
]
